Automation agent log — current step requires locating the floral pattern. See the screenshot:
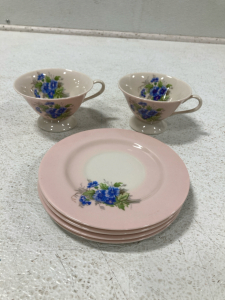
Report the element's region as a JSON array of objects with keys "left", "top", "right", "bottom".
[
  {"left": 32, "top": 72, "right": 68, "bottom": 99},
  {"left": 139, "top": 76, "right": 173, "bottom": 101},
  {"left": 35, "top": 101, "right": 73, "bottom": 120},
  {"left": 130, "top": 101, "right": 164, "bottom": 122},
  {"left": 72, "top": 180, "right": 133, "bottom": 210}
]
